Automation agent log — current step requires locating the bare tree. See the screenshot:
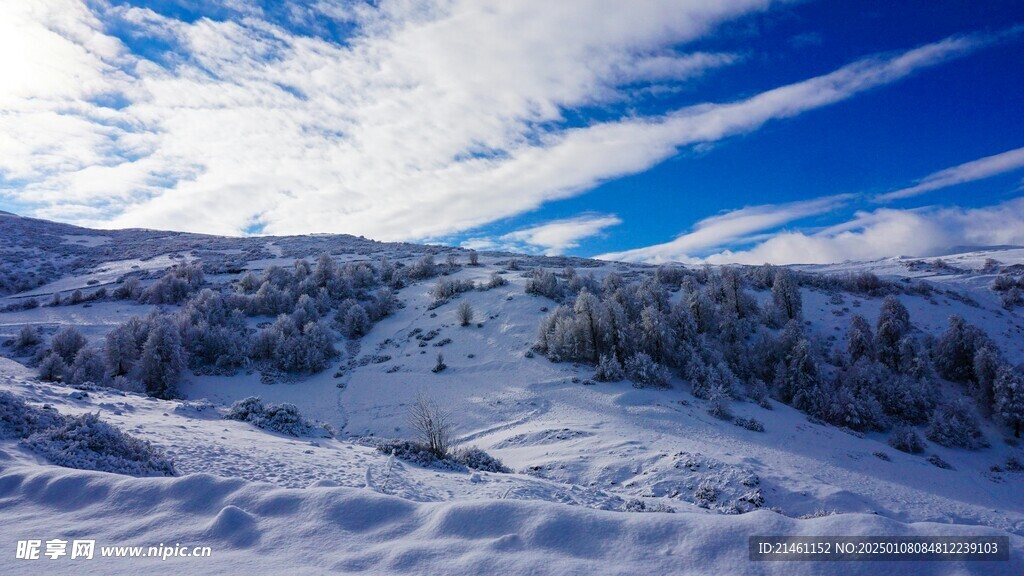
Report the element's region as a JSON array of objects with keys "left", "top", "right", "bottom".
[
  {"left": 408, "top": 393, "right": 453, "bottom": 458},
  {"left": 468, "top": 251, "right": 479, "bottom": 266},
  {"left": 456, "top": 301, "right": 474, "bottom": 326}
]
